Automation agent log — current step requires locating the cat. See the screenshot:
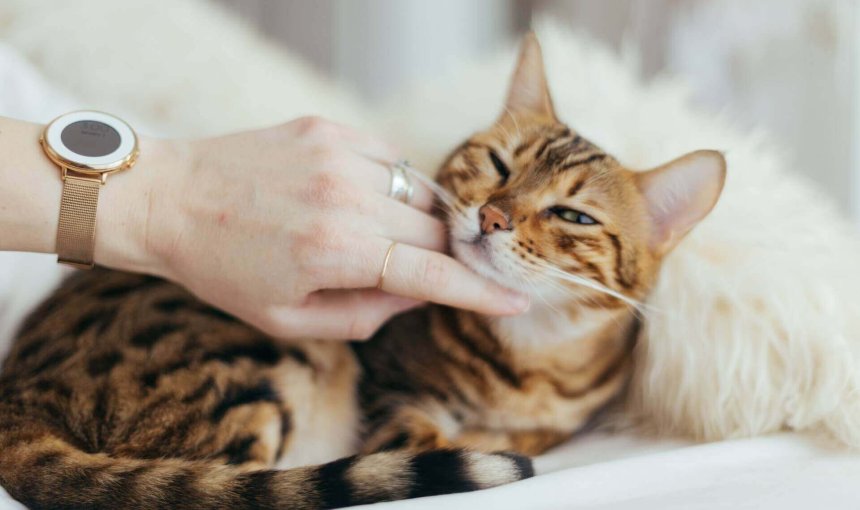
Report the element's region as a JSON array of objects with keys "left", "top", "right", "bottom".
[{"left": 0, "top": 34, "right": 725, "bottom": 510}]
